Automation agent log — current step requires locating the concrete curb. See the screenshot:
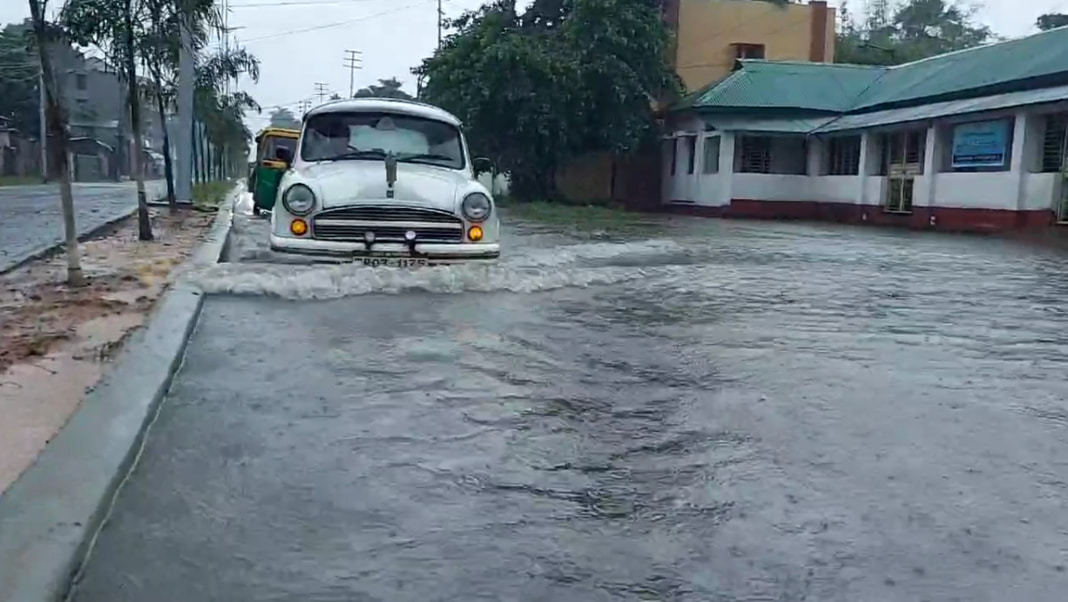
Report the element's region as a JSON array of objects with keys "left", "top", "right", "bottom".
[{"left": 0, "top": 184, "right": 238, "bottom": 602}]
